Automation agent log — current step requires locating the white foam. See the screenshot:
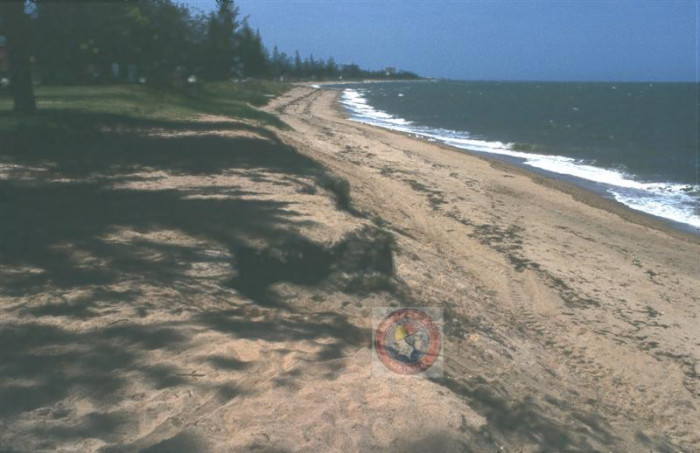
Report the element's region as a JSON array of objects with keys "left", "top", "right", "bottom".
[
  {"left": 340, "top": 88, "right": 700, "bottom": 230},
  {"left": 341, "top": 89, "right": 413, "bottom": 127},
  {"left": 610, "top": 189, "right": 700, "bottom": 228}
]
